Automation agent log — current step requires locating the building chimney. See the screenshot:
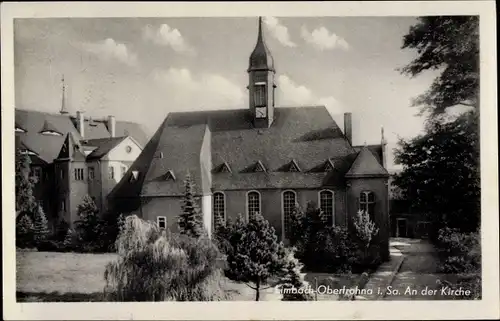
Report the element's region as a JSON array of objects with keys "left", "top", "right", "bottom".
[
  {"left": 76, "top": 111, "right": 85, "bottom": 138},
  {"left": 344, "top": 112, "right": 352, "bottom": 145},
  {"left": 107, "top": 115, "right": 116, "bottom": 138}
]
